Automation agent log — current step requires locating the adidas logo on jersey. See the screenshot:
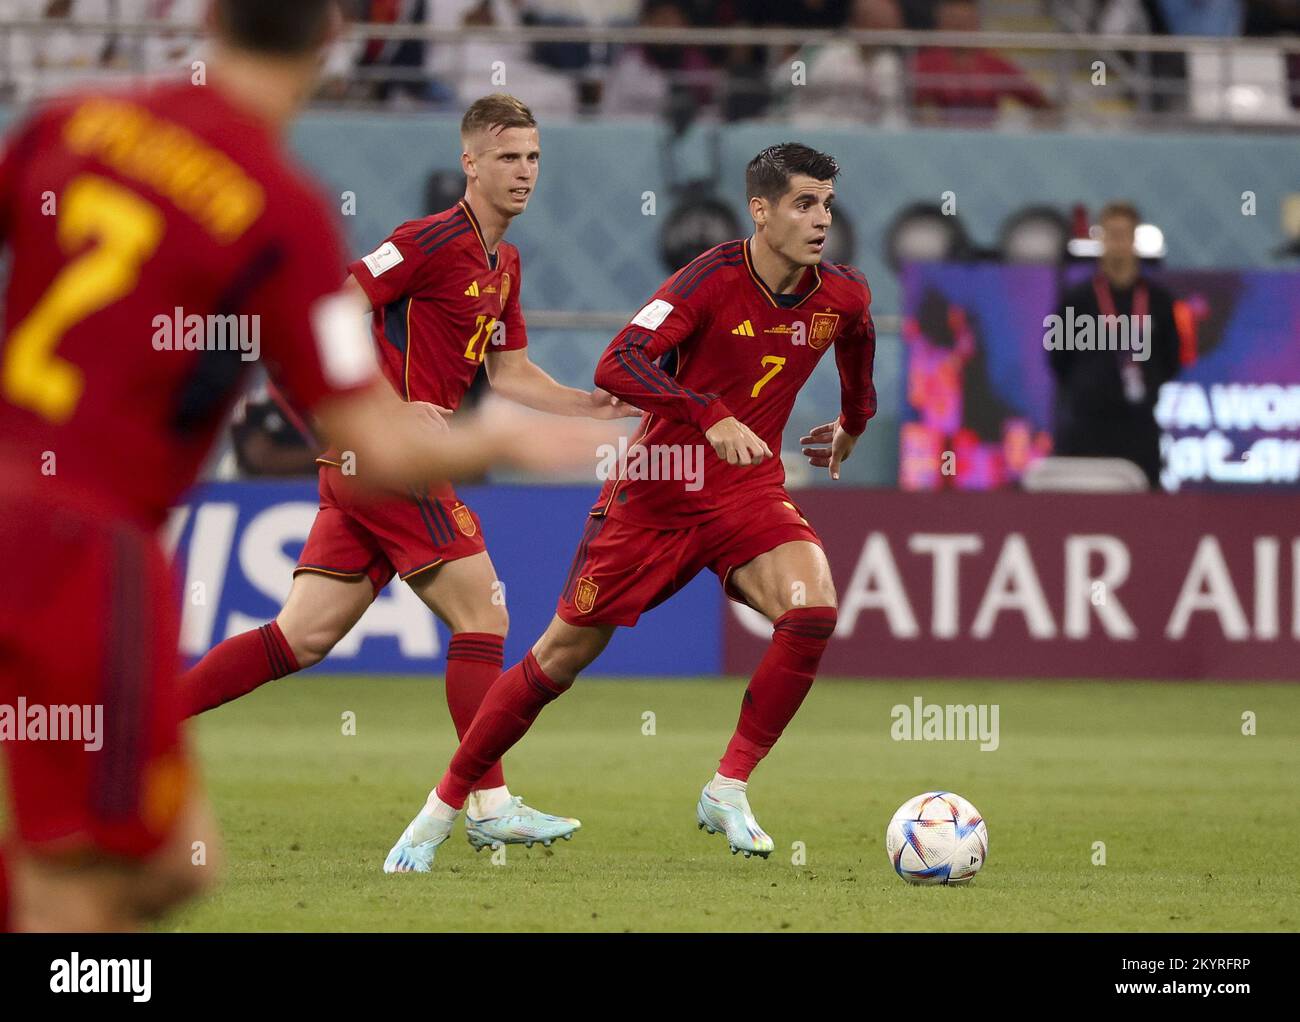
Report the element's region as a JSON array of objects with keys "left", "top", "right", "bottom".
[
  {"left": 731, "top": 320, "right": 755, "bottom": 336},
  {"left": 464, "top": 281, "right": 480, "bottom": 297}
]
